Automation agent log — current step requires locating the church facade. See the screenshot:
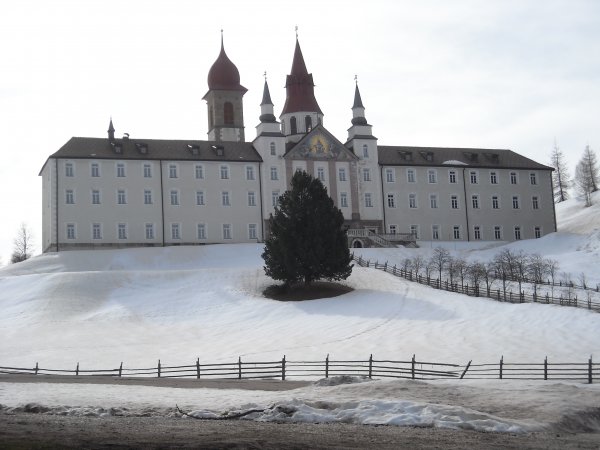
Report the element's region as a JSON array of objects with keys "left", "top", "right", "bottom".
[{"left": 39, "top": 38, "right": 556, "bottom": 253}]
